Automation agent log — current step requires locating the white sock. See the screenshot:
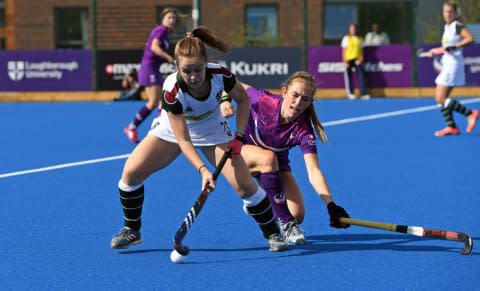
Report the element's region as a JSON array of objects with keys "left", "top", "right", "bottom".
[
  {"left": 118, "top": 180, "right": 143, "bottom": 192},
  {"left": 242, "top": 187, "right": 267, "bottom": 207}
]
